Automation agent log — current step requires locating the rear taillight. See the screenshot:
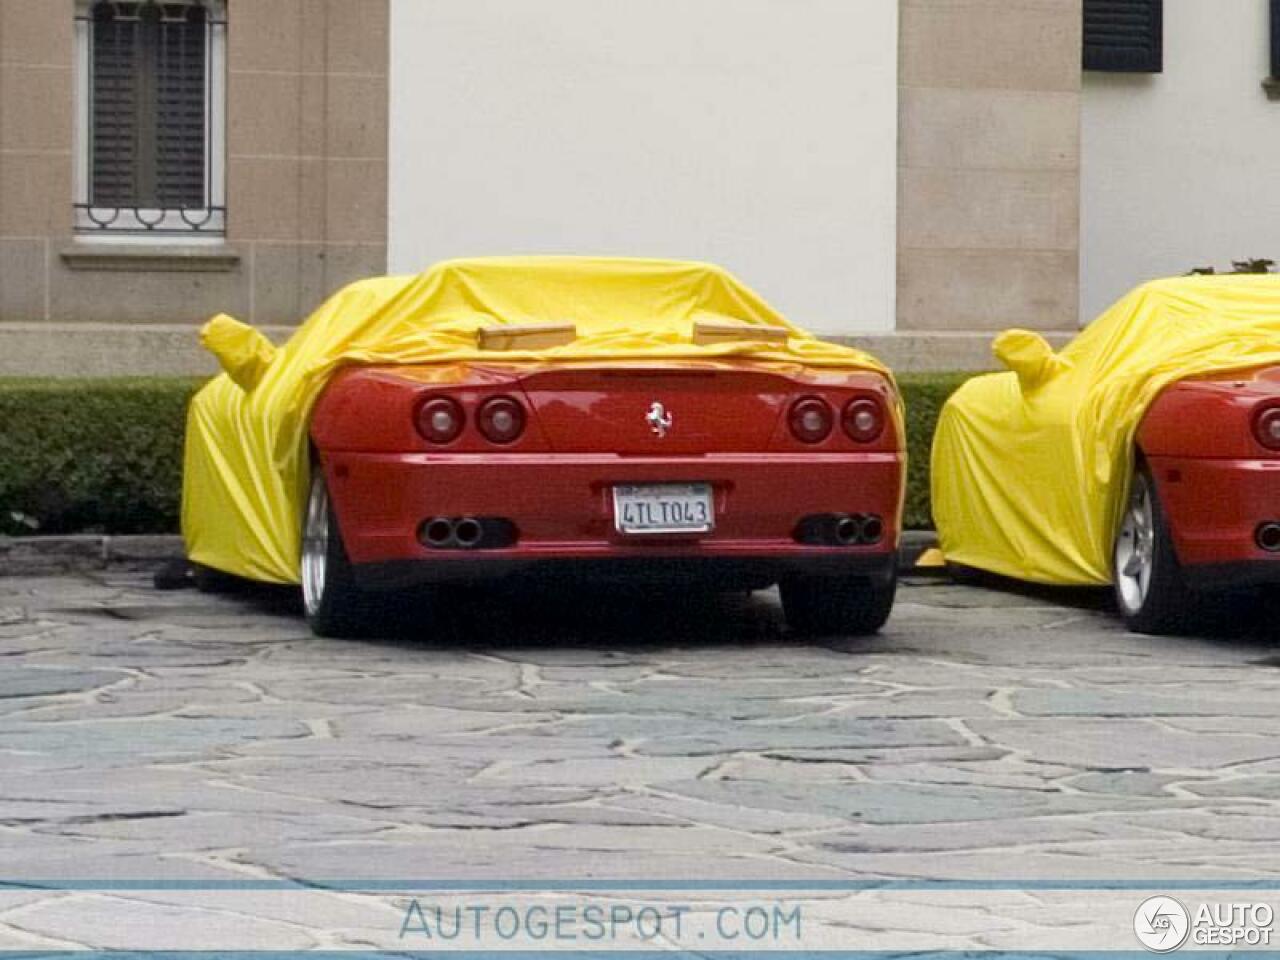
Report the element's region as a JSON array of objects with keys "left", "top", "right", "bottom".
[
  {"left": 415, "top": 396, "right": 465, "bottom": 444},
  {"left": 478, "top": 395, "right": 527, "bottom": 444},
  {"left": 843, "top": 397, "right": 885, "bottom": 443},
  {"left": 1254, "top": 406, "right": 1280, "bottom": 450},
  {"left": 788, "top": 397, "right": 833, "bottom": 444}
]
